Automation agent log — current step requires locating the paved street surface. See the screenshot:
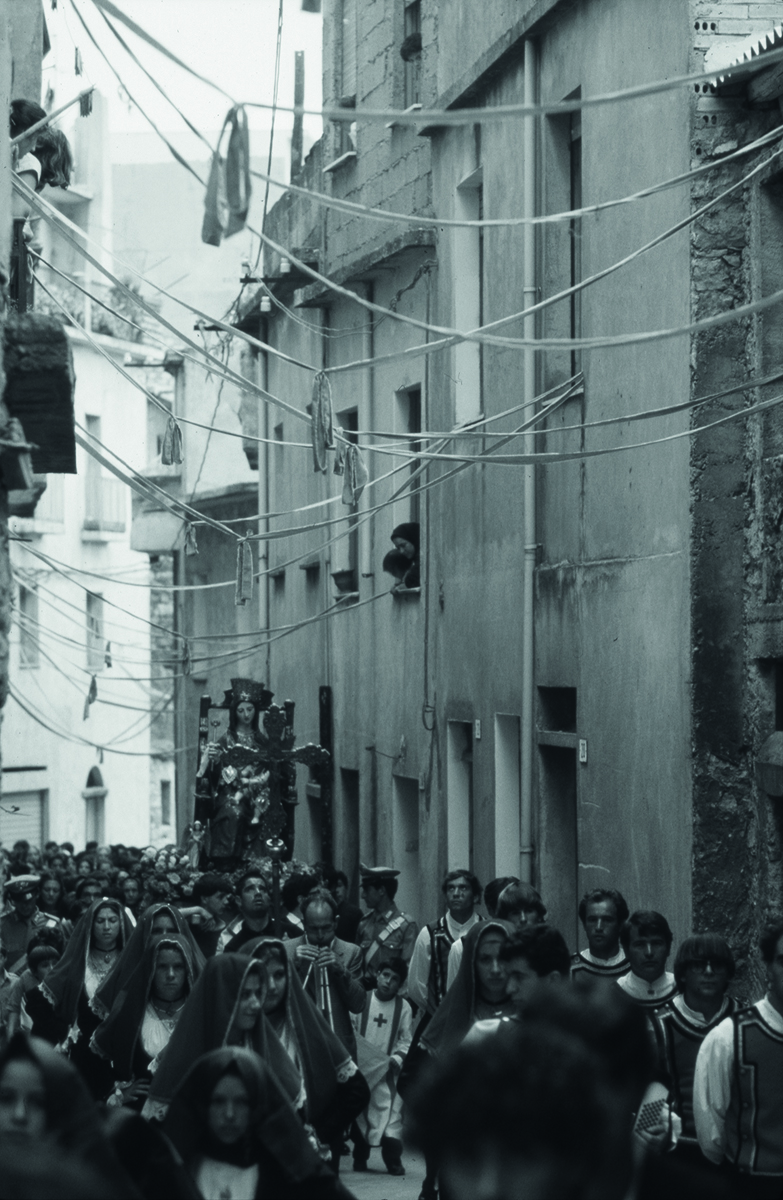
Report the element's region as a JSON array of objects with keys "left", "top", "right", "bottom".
[{"left": 341, "top": 1146, "right": 426, "bottom": 1200}]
